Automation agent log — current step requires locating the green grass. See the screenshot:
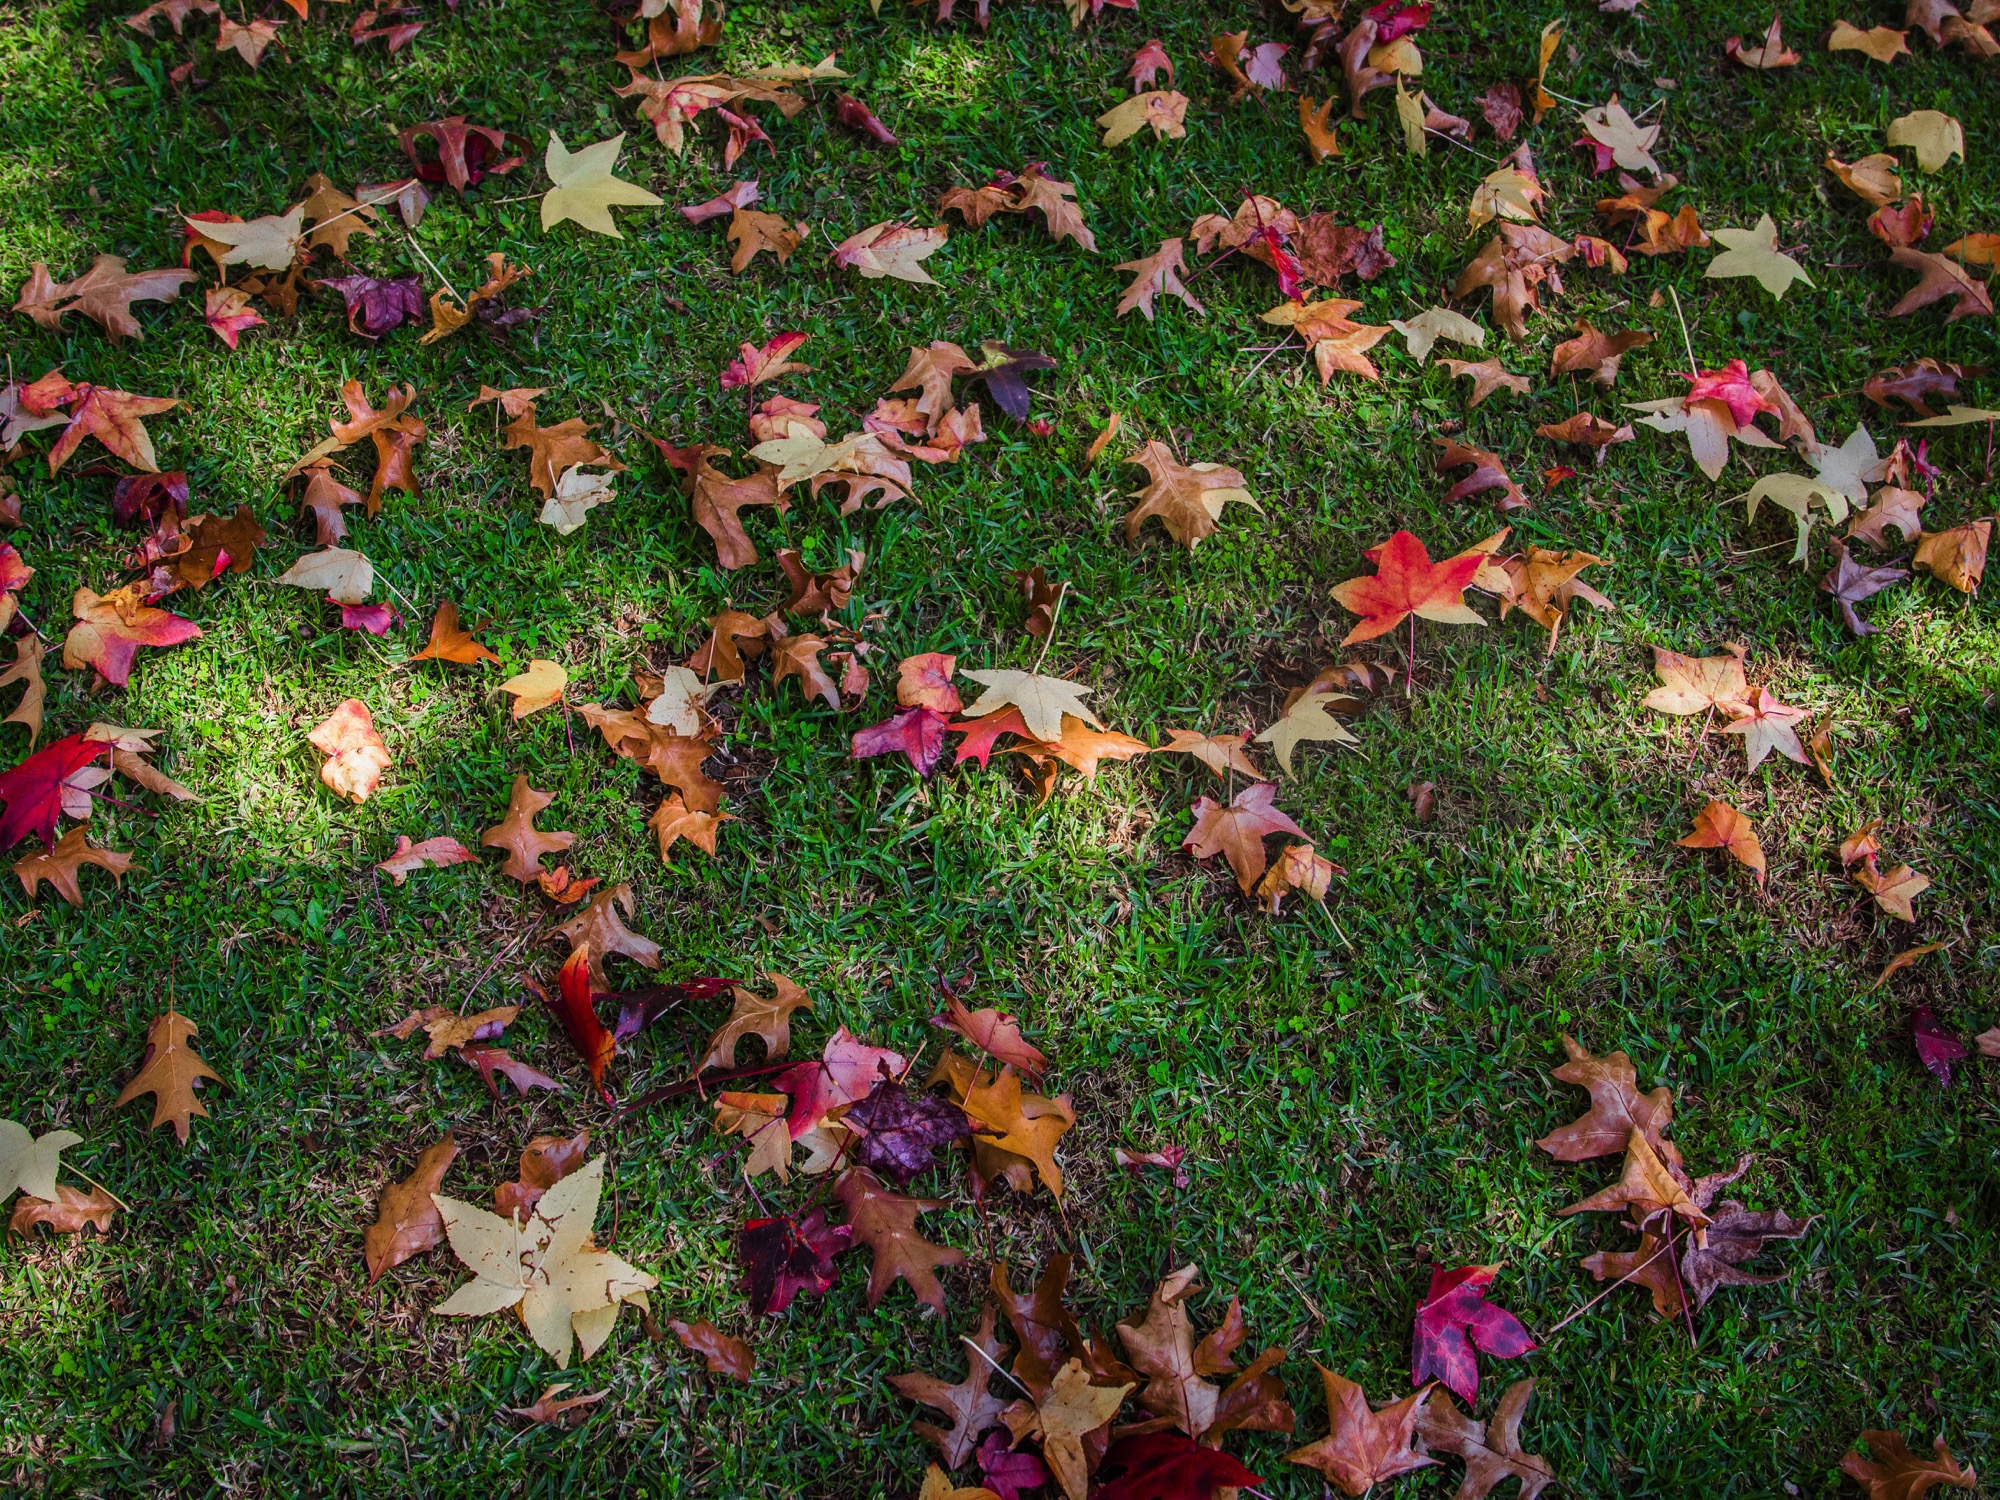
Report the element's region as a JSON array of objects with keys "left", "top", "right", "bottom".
[{"left": 2, "top": 0, "right": 1998, "bottom": 1493}]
